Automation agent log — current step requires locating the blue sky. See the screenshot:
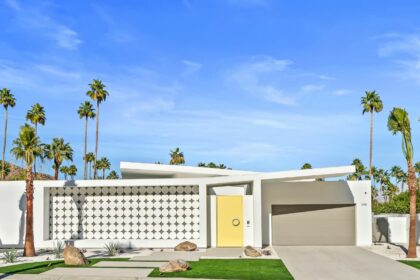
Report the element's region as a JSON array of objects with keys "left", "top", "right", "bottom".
[{"left": 0, "top": 0, "right": 419, "bottom": 177}]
